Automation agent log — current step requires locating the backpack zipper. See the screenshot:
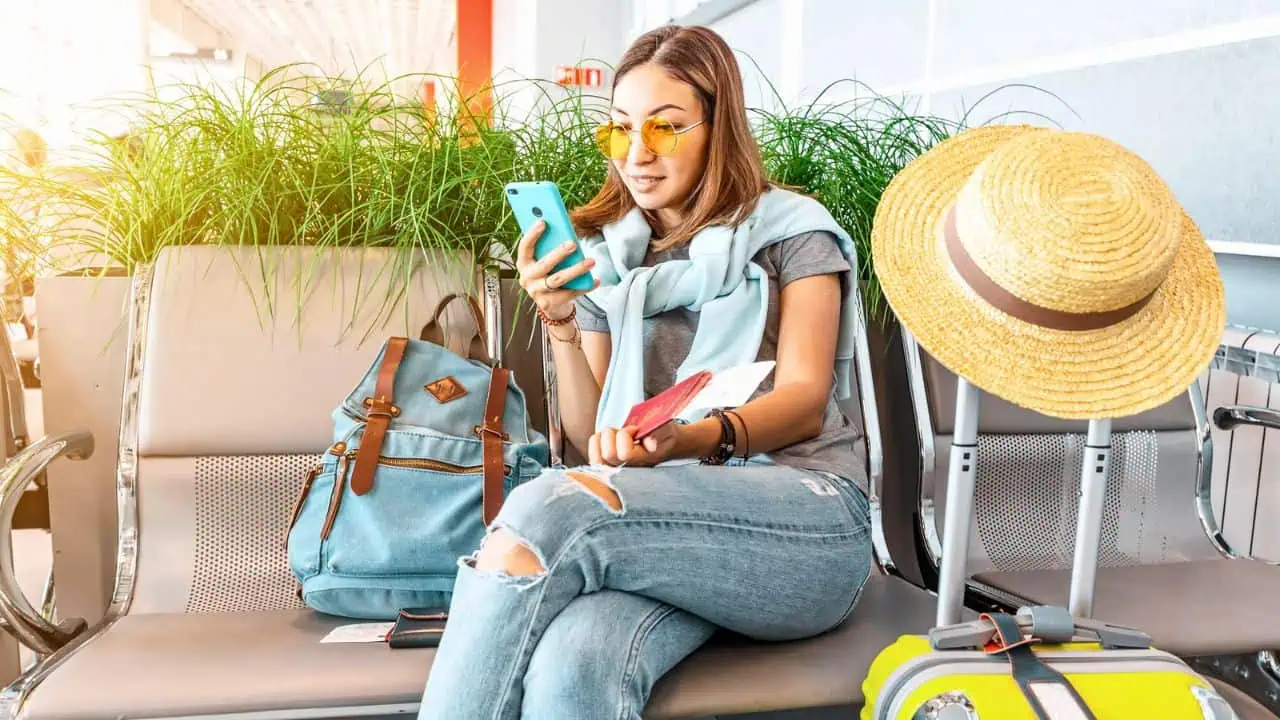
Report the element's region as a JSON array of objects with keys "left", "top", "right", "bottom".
[
  {"left": 316, "top": 444, "right": 512, "bottom": 542},
  {"left": 284, "top": 465, "right": 321, "bottom": 548},
  {"left": 320, "top": 454, "right": 349, "bottom": 540},
  {"left": 327, "top": 442, "right": 506, "bottom": 475}
]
